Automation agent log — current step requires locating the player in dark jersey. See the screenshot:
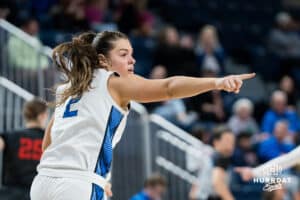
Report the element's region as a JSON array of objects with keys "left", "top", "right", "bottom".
[{"left": 0, "top": 98, "right": 48, "bottom": 200}]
